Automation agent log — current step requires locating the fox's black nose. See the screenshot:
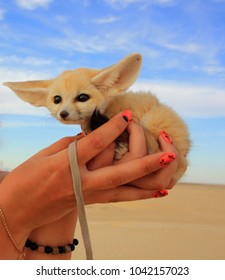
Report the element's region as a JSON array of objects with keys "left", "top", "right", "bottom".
[{"left": 60, "top": 111, "right": 69, "bottom": 119}]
